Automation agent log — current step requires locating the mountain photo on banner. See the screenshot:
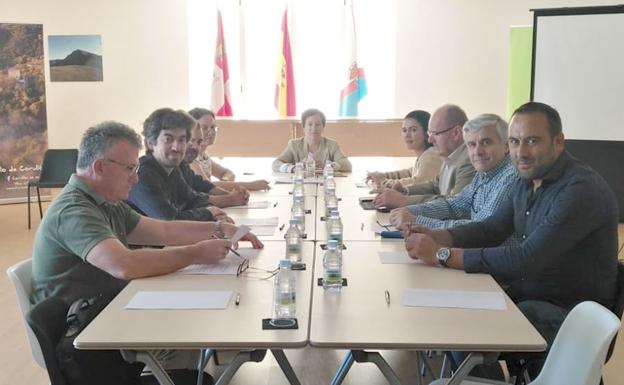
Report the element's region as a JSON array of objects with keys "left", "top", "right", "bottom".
[
  {"left": 274, "top": 7, "right": 296, "bottom": 117},
  {"left": 0, "top": 23, "right": 48, "bottom": 201},
  {"left": 339, "top": 0, "right": 367, "bottom": 117},
  {"left": 211, "top": 9, "right": 233, "bottom": 116},
  {"left": 49, "top": 35, "right": 103, "bottom": 81}
]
